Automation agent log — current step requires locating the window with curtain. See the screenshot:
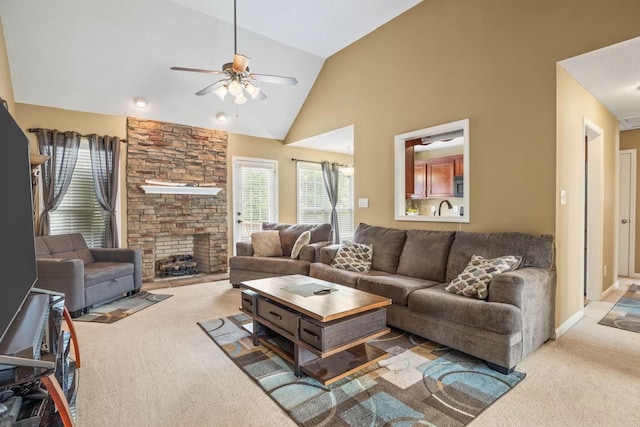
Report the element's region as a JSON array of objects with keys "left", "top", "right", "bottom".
[
  {"left": 297, "top": 162, "right": 354, "bottom": 240},
  {"left": 49, "top": 139, "right": 109, "bottom": 247}
]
